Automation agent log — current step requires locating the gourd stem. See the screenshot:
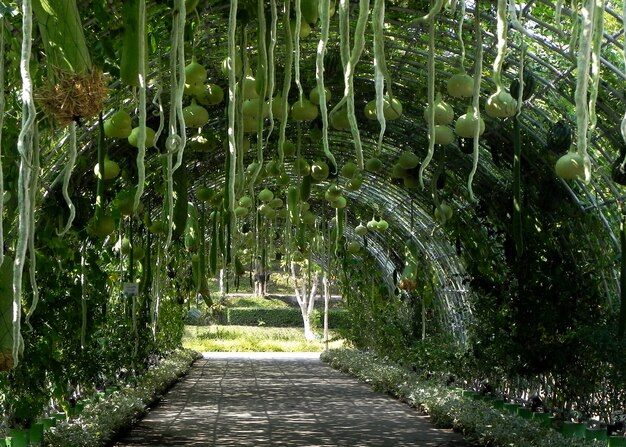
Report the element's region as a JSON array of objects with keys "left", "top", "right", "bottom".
[
  {"left": 467, "top": 0, "right": 483, "bottom": 202},
  {"left": 25, "top": 125, "right": 40, "bottom": 328},
  {"left": 317, "top": 0, "right": 337, "bottom": 170},
  {"left": 418, "top": 16, "right": 436, "bottom": 189},
  {"left": 226, "top": 0, "right": 239, "bottom": 215},
  {"left": 294, "top": 0, "right": 304, "bottom": 102},
  {"left": 133, "top": 0, "right": 148, "bottom": 212},
  {"left": 58, "top": 122, "right": 77, "bottom": 235},
  {"left": 372, "top": 0, "right": 387, "bottom": 156},
  {"left": 265, "top": 0, "right": 278, "bottom": 145},
  {"left": 277, "top": 0, "right": 293, "bottom": 165}
]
